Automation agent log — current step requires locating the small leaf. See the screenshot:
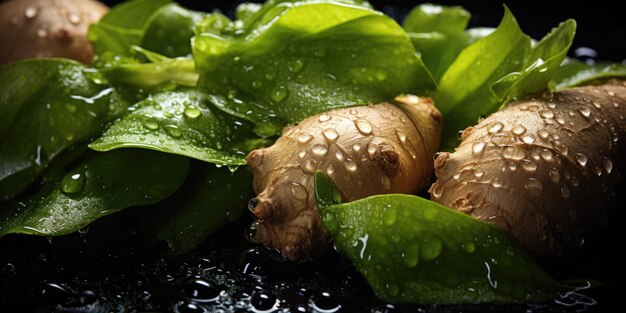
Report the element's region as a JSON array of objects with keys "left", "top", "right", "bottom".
[
  {"left": 550, "top": 60, "right": 626, "bottom": 90},
  {"left": 0, "top": 149, "right": 189, "bottom": 237},
  {"left": 314, "top": 171, "right": 341, "bottom": 212},
  {"left": 320, "top": 194, "right": 560, "bottom": 304},
  {"left": 140, "top": 3, "right": 205, "bottom": 57},
  {"left": 89, "top": 90, "right": 264, "bottom": 166}
]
